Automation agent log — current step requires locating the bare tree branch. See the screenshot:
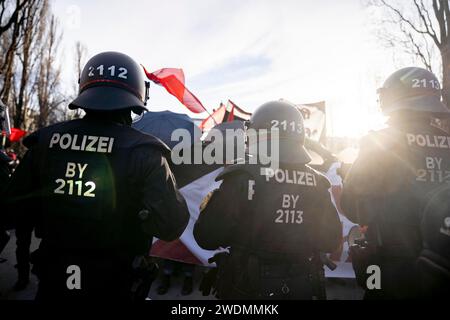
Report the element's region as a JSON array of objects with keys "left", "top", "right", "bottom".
[
  {"left": 0, "top": 0, "right": 28, "bottom": 37},
  {"left": 415, "top": 0, "right": 439, "bottom": 42},
  {"left": 370, "top": 0, "right": 450, "bottom": 107},
  {"left": 380, "top": 0, "right": 441, "bottom": 46},
  {"left": 432, "top": 0, "right": 446, "bottom": 46},
  {"left": 407, "top": 31, "right": 433, "bottom": 70},
  {"left": 442, "top": 0, "right": 450, "bottom": 42}
]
